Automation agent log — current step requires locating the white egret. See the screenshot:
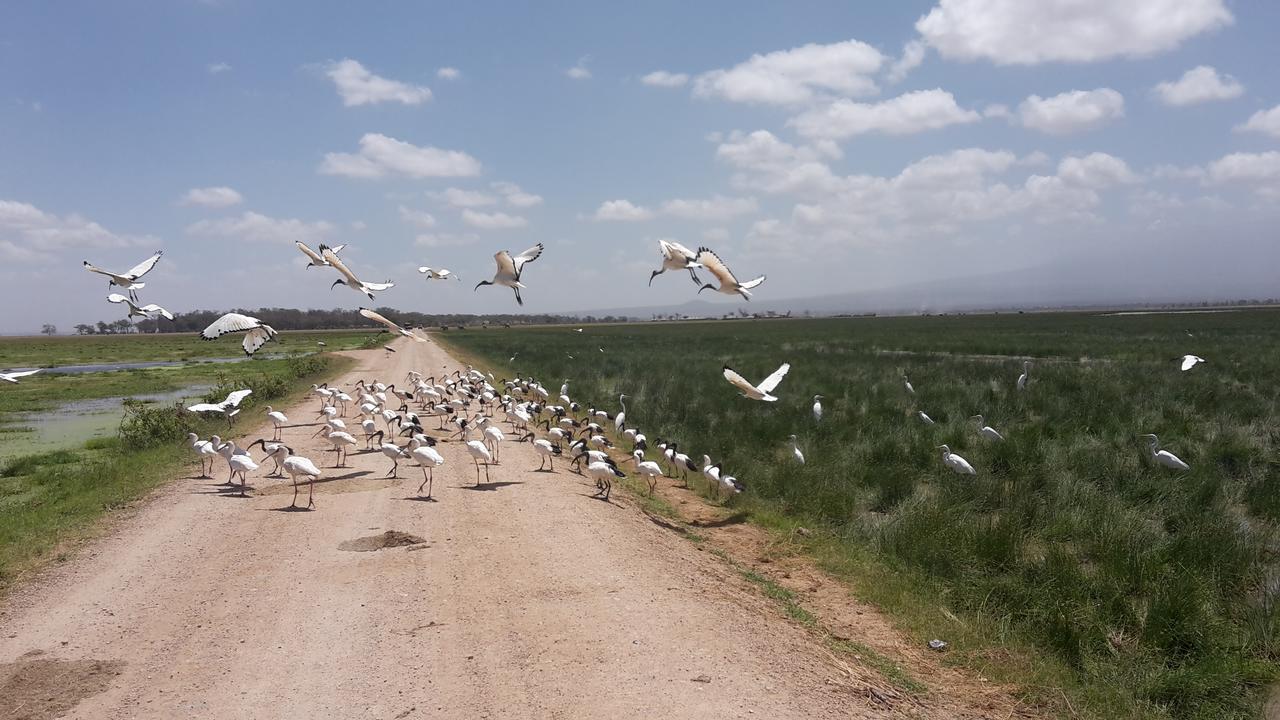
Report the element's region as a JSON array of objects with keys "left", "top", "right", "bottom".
[
  {"left": 790, "top": 435, "right": 805, "bottom": 464},
  {"left": 474, "top": 243, "right": 543, "bottom": 305},
  {"left": 0, "top": 369, "right": 40, "bottom": 384},
  {"left": 649, "top": 239, "right": 703, "bottom": 286},
  {"left": 200, "top": 313, "right": 278, "bottom": 356},
  {"left": 694, "top": 247, "right": 764, "bottom": 300},
  {"left": 971, "top": 415, "right": 1005, "bottom": 441},
  {"left": 1017, "top": 361, "right": 1031, "bottom": 391},
  {"left": 1141, "top": 434, "right": 1191, "bottom": 471},
  {"left": 615, "top": 394, "right": 627, "bottom": 432},
  {"left": 918, "top": 411, "right": 935, "bottom": 425},
  {"left": 902, "top": 373, "right": 915, "bottom": 395},
  {"left": 812, "top": 395, "right": 823, "bottom": 422},
  {"left": 187, "top": 389, "right": 253, "bottom": 427},
  {"left": 938, "top": 445, "right": 976, "bottom": 475},
  {"left": 722, "top": 363, "right": 790, "bottom": 402},
  {"left": 82, "top": 250, "right": 162, "bottom": 301},
  {"left": 1180, "top": 355, "right": 1205, "bottom": 372},
  {"left": 323, "top": 245, "right": 394, "bottom": 300}
]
